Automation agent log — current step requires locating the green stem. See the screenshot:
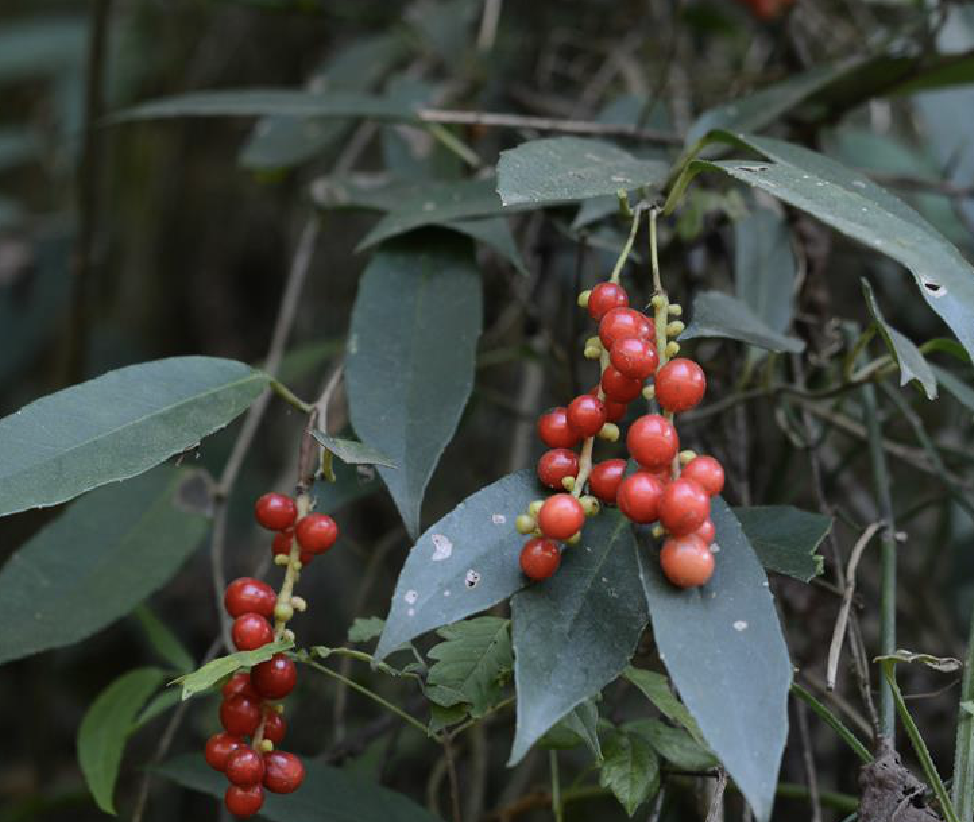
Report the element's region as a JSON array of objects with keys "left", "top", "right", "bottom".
[
  {"left": 791, "top": 682, "right": 873, "bottom": 764},
  {"left": 952, "top": 605, "right": 974, "bottom": 820},
  {"left": 425, "top": 122, "right": 481, "bottom": 168},
  {"left": 452, "top": 696, "right": 515, "bottom": 735},
  {"left": 774, "top": 783, "right": 859, "bottom": 814},
  {"left": 550, "top": 750, "right": 564, "bottom": 822},
  {"left": 608, "top": 206, "right": 643, "bottom": 284},
  {"left": 270, "top": 379, "right": 313, "bottom": 413}
]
